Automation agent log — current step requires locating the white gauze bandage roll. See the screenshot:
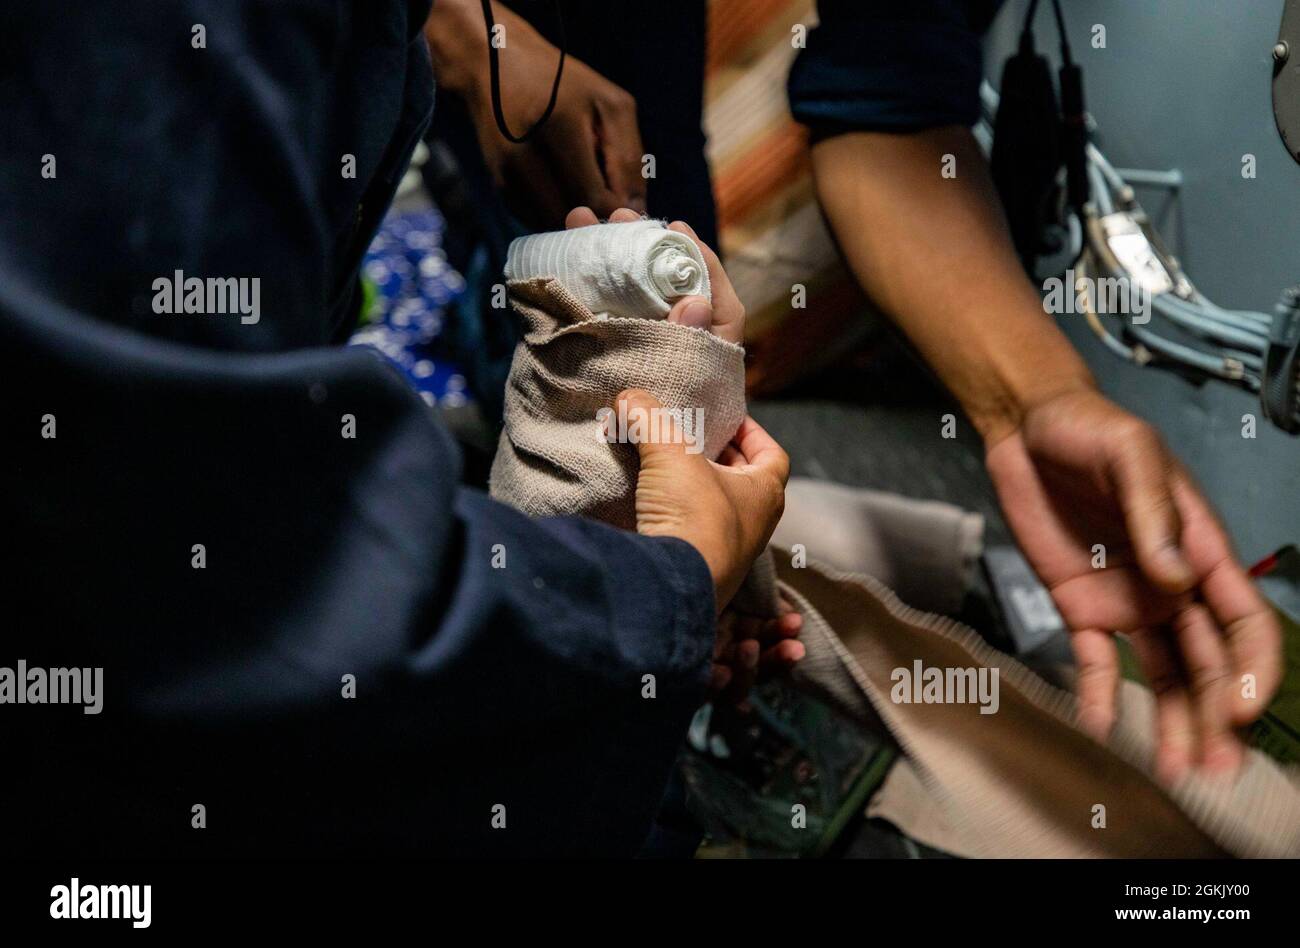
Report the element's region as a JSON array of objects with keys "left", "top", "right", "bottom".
[{"left": 503, "top": 218, "right": 711, "bottom": 319}]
